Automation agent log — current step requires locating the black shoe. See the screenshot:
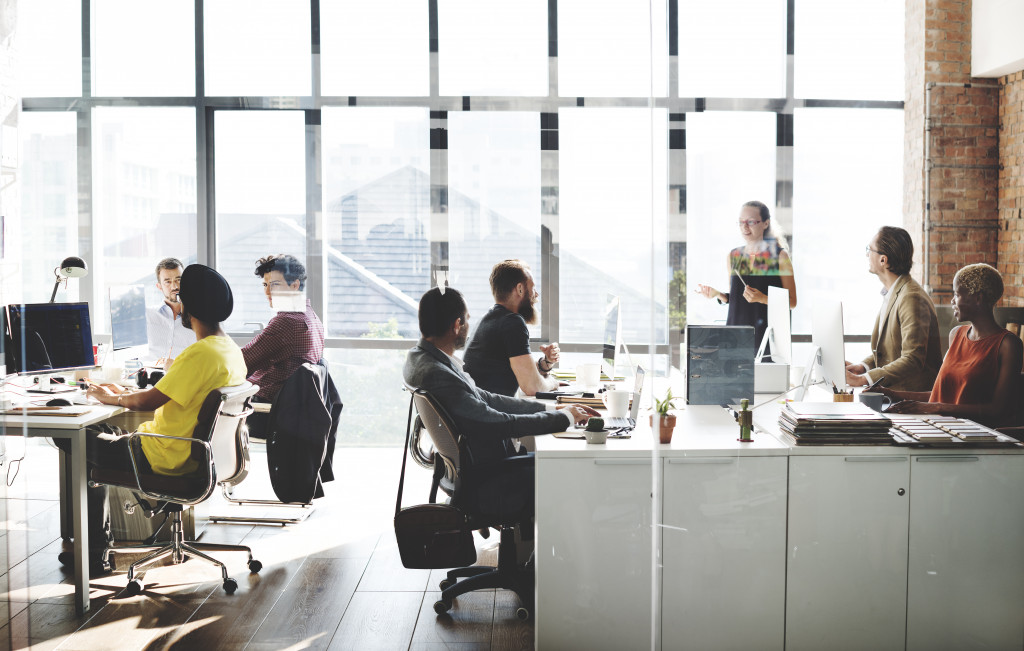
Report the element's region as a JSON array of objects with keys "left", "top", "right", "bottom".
[{"left": 58, "top": 550, "right": 114, "bottom": 575}]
